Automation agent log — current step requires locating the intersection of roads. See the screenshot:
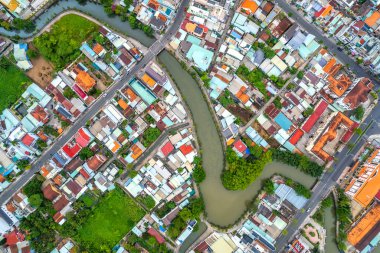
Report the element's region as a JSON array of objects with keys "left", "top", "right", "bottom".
[{"left": 1, "top": 0, "right": 379, "bottom": 251}]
